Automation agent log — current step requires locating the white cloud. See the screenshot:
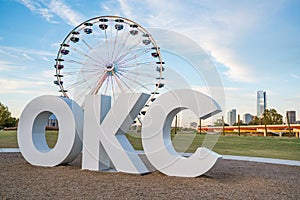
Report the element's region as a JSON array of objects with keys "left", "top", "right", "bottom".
[
  {"left": 0, "top": 79, "right": 46, "bottom": 94},
  {"left": 0, "top": 60, "right": 26, "bottom": 71},
  {"left": 0, "top": 76, "right": 57, "bottom": 117},
  {"left": 51, "top": 42, "right": 61, "bottom": 48},
  {"left": 48, "top": 0, "right": 84, "bottom": 26},
  {"left": 224, "top": 87, "right": 241, "bottom": 92},
  {"left": 107, "top": 0, "right": 285, "bottom": 83},
  {"left": 22, "top": 53, "right": 34, "bottom": 61},
  {"left": 18, "top": 0, "right": 84, "bottom": 26},
  {"left": 117, "top": 0, "right": 133, "bottom": 19},
  {"left": 102, "top": 5, "right": 112, "bottom": 13},
  {"left": 291, "top": 74, "right": 300, "bottom": 79},
  {"left": 0, "top": 45, "right": 55, "bottom": 59},
  {"left": 38, "top": 7, "right": 54, "bottom": 22},
  {"left": 0, "top": 68, "right": 58, "bottom": 95},
  {"left": 42, "top": 56, "right": 50, "bottom": 61},
  {"left": 207, "top": 47, "right": 256, "bottom": 82}
]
